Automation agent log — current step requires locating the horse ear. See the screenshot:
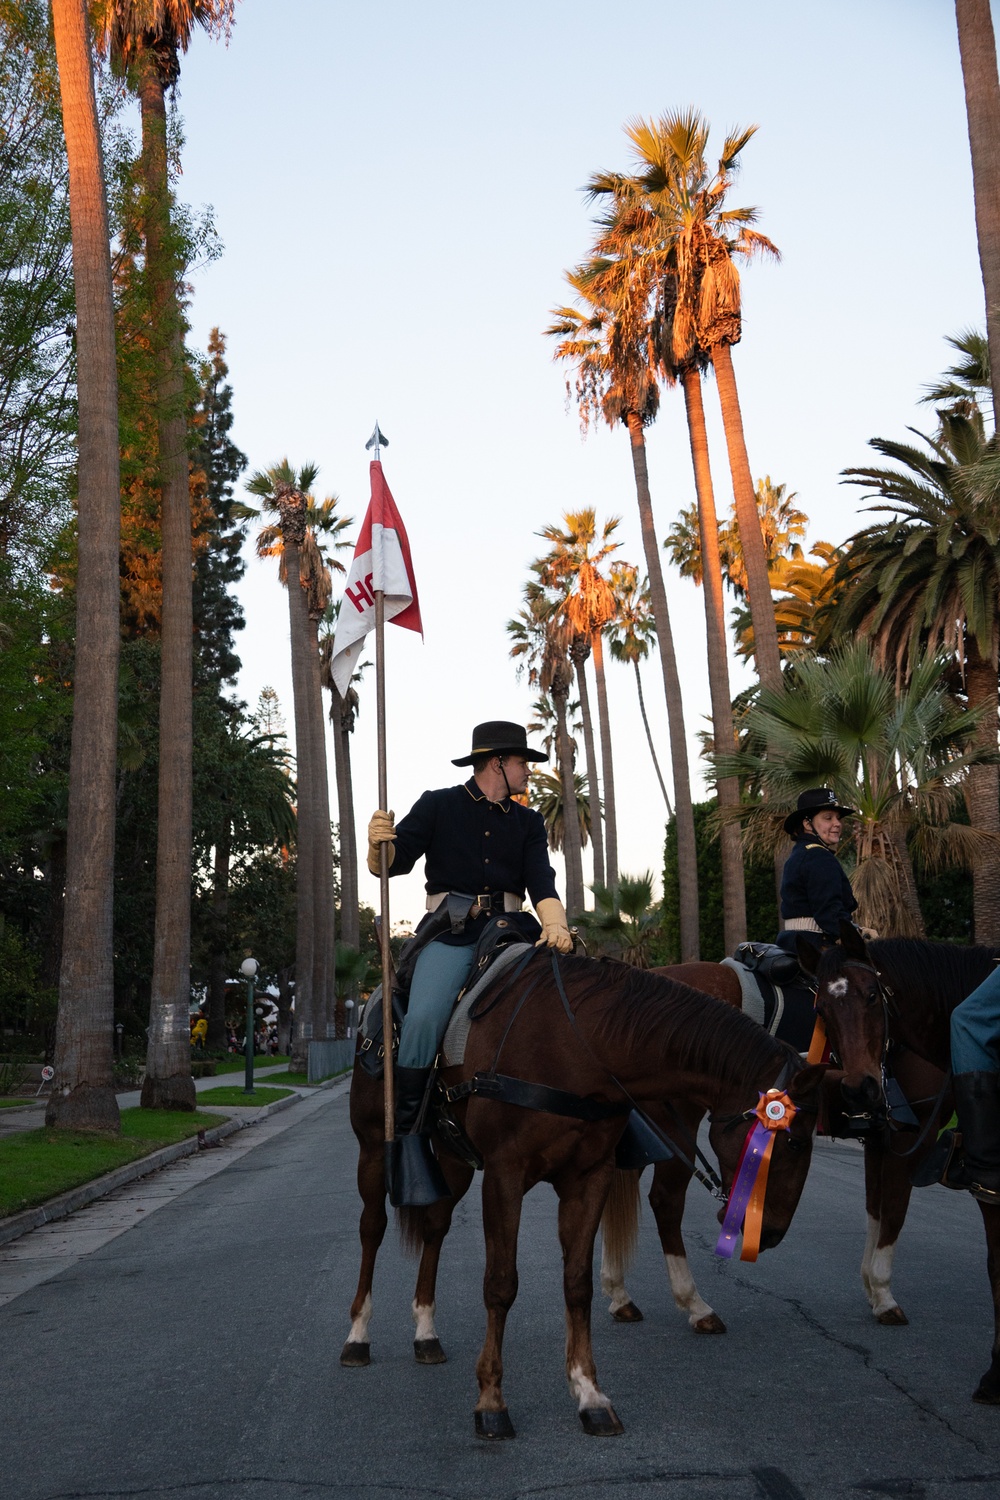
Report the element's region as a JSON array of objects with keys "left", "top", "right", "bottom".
[
  {"left": 795, "top": 935, "right": 823, "bottom": 975},
  {"left": 788, "top": 1063, "right": 828, "bottom": 1102},
  {"left": 840, "top": 920, "right": 868, "bottom": 959}
]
